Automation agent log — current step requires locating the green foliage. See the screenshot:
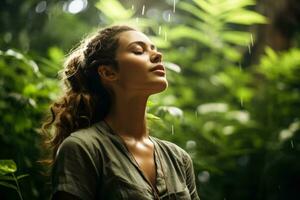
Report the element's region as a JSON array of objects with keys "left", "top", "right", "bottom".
[
  {"left": 174, "top": 0, "right": 267, "bottom": 61},
  {"left": 0, "top": 160, "right": 29, "bottom": 200},
  {"left": 0, "top": 160, "right": 17, "bottom": 175},
  {"left": 0, "top": 49, "right": 59, "bottom": 199}
]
